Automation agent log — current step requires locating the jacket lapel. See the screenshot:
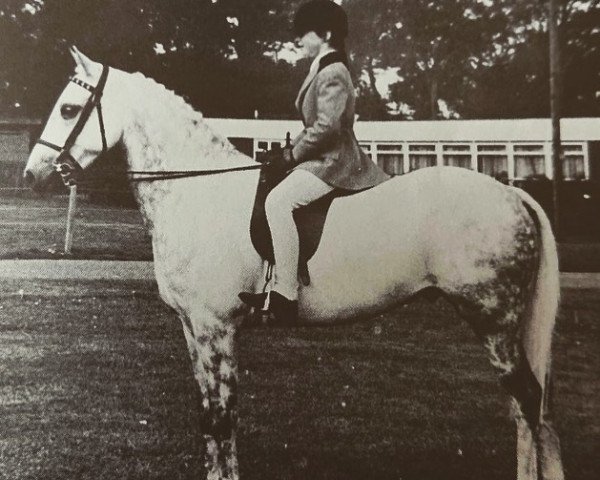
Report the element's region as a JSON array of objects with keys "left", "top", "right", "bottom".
[
  {"left": 295, "top": 68, "right": 318, "bottom": 112},
  {"left": 294, "top": 51, "right": 348, "bottom": 113}
]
